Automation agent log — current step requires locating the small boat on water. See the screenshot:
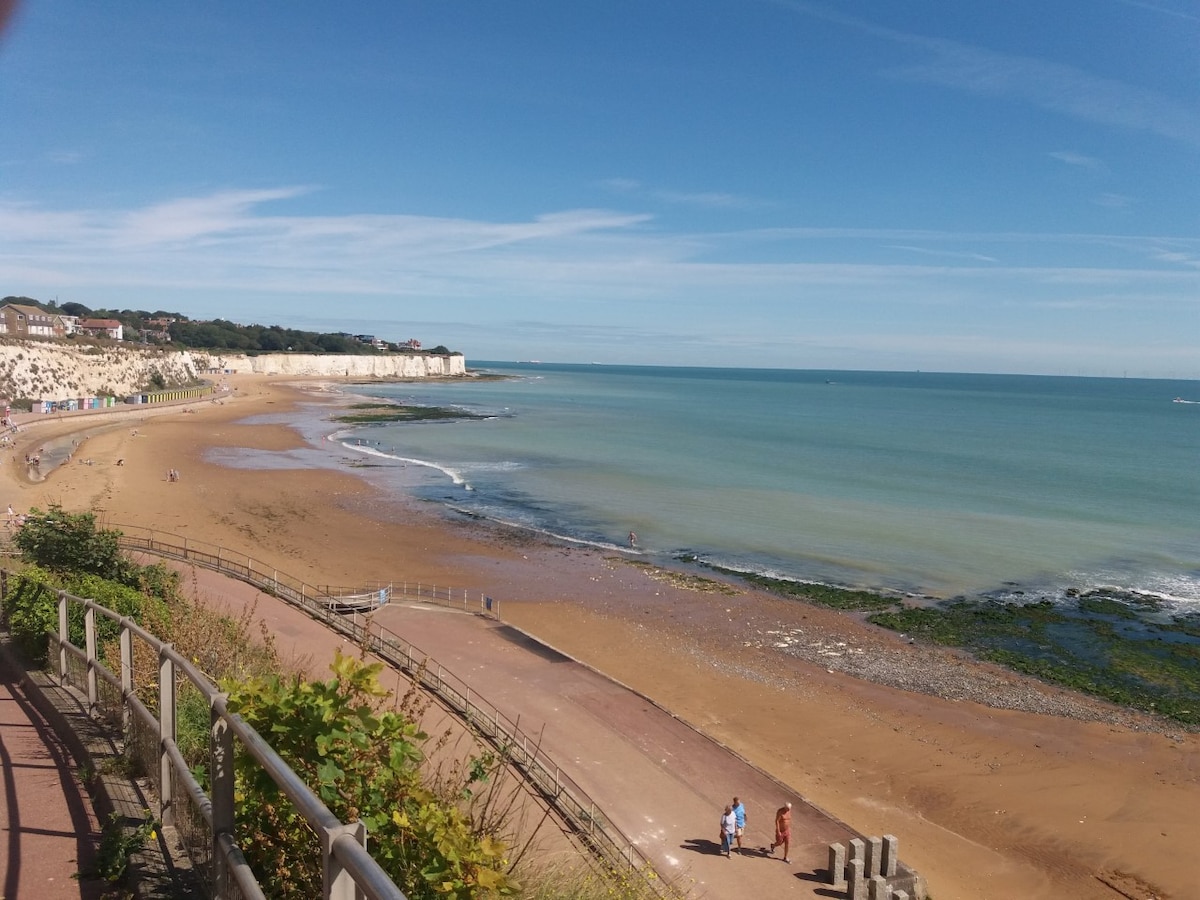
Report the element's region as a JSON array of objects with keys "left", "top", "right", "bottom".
[{"left": 1173, "top": 397, "right": 1199, "bottom": 404}]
